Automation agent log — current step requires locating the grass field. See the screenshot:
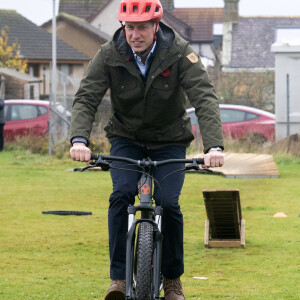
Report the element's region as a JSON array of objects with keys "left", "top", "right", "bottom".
[{"left": 0, "top": 150, "right": 300, "bottom": 299}]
